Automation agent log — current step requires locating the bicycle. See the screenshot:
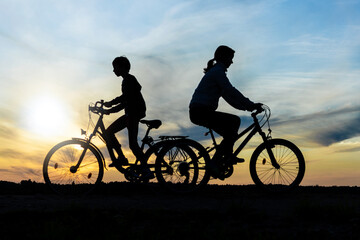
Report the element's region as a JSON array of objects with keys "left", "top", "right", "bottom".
[
  {"left": 43, "top": 100, "right": 207, "bottom": 194},
  {"left": 192, "top": 105, "right": 305, "bottom": 192}
]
